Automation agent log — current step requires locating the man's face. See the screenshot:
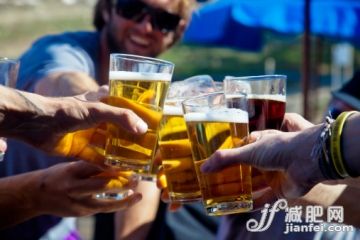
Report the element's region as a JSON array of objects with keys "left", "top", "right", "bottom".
[{"left": 104, "top": 0, "right": 185, "bottom": 57}]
